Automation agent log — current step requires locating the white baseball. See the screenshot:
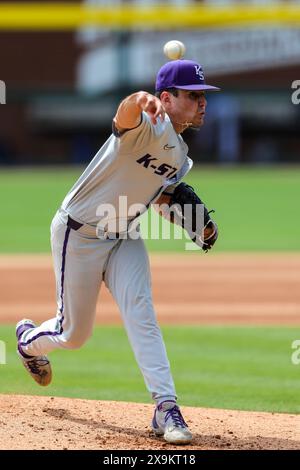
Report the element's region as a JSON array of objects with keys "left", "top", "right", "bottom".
[{"left": 163, "top": 40, "right": 186, "bottom": 60}]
